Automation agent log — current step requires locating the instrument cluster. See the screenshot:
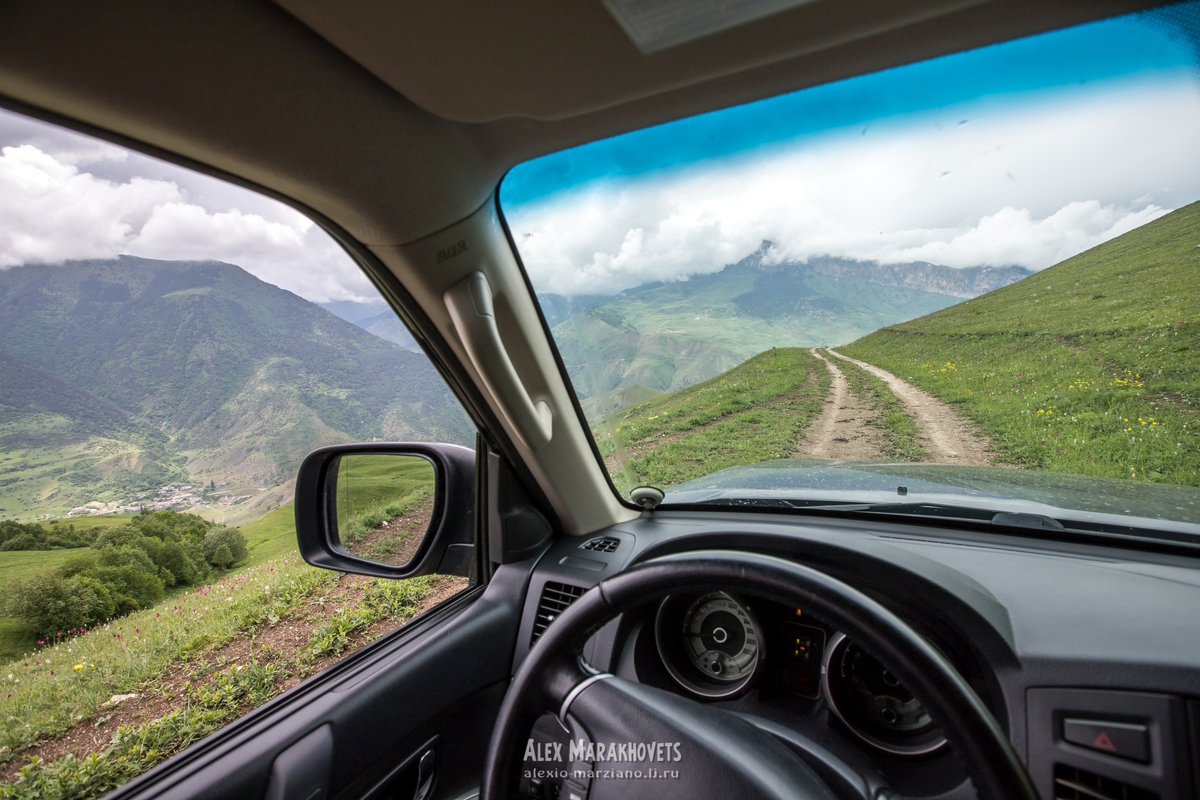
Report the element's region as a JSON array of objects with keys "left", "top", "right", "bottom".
[{"left": 651, "top": 590, "right": 947, "bottom": 756}]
